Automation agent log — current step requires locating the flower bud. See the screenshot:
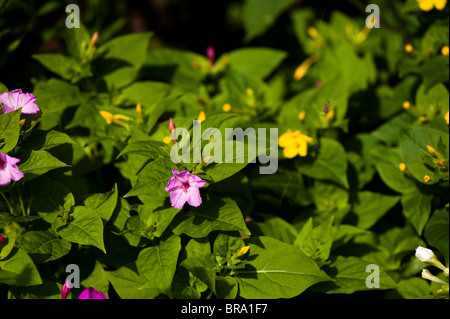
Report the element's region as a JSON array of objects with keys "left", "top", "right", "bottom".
[
  {"left": 426, "top": 145, "right": 440, "bottom": 157},
  {"left": 444, "top": 268, "right": 449, "bottom": 278},
  {"left": 61, "top": 281, "right": 71, "bottom": 299},
  {"left": 421, "top": 269, "right": 447, "bottom": 285},
  {"left": 207, "top": 46, "right": 215, "bottom": 66},
  {"left": 237, "top": 246, "right": 250, "bottom": 257},
  {"left": 416, "top": 246, "right": 447, "bottom": 271},
  {"left": 0, "top": 234, "right": 5, "bottom": 245}
]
